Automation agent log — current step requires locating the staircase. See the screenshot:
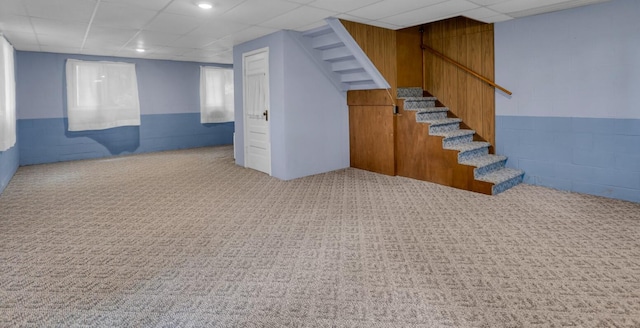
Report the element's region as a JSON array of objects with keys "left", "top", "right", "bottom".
[
  {"left": 294, "top": 18, "right": 389, "bottom": 91},
  {"left": 398, "top": 87, "right": 524, "bottom": 195}
]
